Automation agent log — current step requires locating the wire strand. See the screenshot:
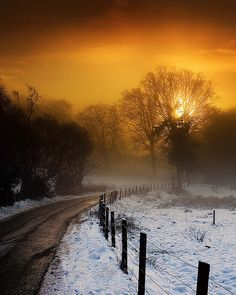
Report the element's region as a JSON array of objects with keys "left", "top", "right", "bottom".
[
  {"left": 209, "top": 276, "right": 234, "bottom": 295},
  {"left": 148, "top": 239, "right": 198, "bottom": 269},
  {"left": 98, "top": 205, "right": 234, "bottom": 295},
  {"left": 145, "top": 272, "right": 170, "bottom": 295},
  {"left": 155, "top": 264, "right": 195, "bottom": 292},
  {"left": 126, "top": 265, "right": 138, "bottom": 294}
]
